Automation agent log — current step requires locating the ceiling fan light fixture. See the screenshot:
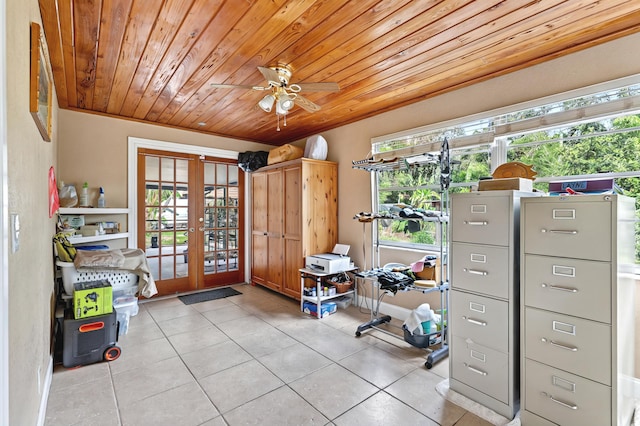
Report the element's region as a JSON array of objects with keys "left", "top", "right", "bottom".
[
  {"left": 276, "top": 97, "right": 294, "bottom": 115},
  {"left": 258, "top": 94, "right": 275, "bottom": 112}
]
